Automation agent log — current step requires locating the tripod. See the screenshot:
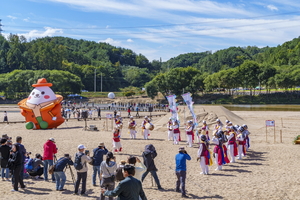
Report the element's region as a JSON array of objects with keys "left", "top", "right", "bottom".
[{"left": 66, "top": 164, "right": 76, "bottom": 187}]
